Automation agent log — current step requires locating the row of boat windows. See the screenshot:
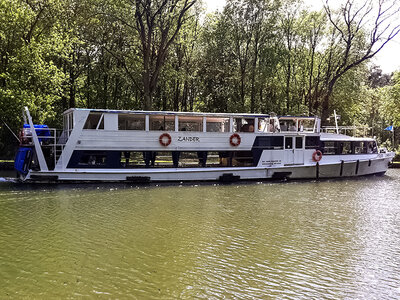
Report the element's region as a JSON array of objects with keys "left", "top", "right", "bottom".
[
  {"left": 254, "top": 136, "right": 320, "bottom": 150},
  {"left": 82, "top": 113, "right": 316, "bottom": 133},
  {"left": 256, "top": 136, "right": 377, "bottom": 154},
  {"left": 66, "top": 140, "right": 378, "bottom": 169},
  {"left": 248, "top": 136, "right": 377, "bottom": 154},
  {"left": 67, "top": 151, "right": 257, "bottom": 168},
  {"left": 321, "top": 141, "right": 377, "bottom": 155}
]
